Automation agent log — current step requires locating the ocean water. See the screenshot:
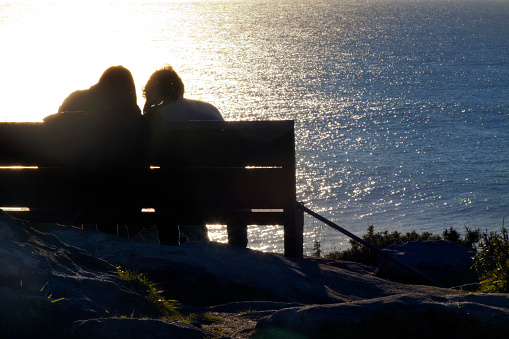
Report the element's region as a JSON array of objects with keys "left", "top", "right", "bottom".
[{"left": 1, "top": 0, "right": 508, "bottom": 254}]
